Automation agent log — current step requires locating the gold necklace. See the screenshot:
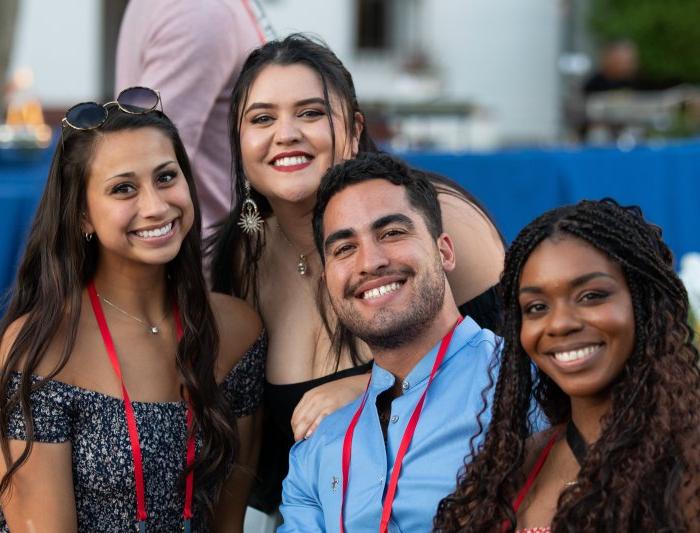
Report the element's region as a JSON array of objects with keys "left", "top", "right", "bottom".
[
  {"left": 276, "top": 223, "right": 316, "bottom": 276},
  {"left": 99, "top": 293, "right": 167, "bottom": 335}
]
